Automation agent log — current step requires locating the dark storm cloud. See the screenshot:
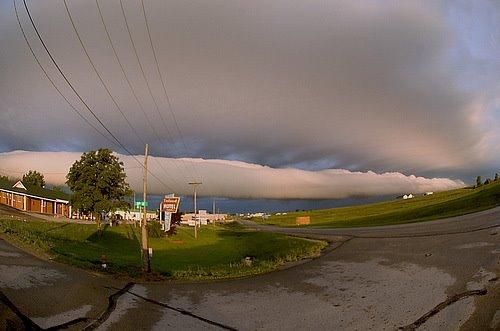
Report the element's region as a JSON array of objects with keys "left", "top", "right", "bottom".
[{"left": 0, "top": 0, "right": 498, "bottom": 180}]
